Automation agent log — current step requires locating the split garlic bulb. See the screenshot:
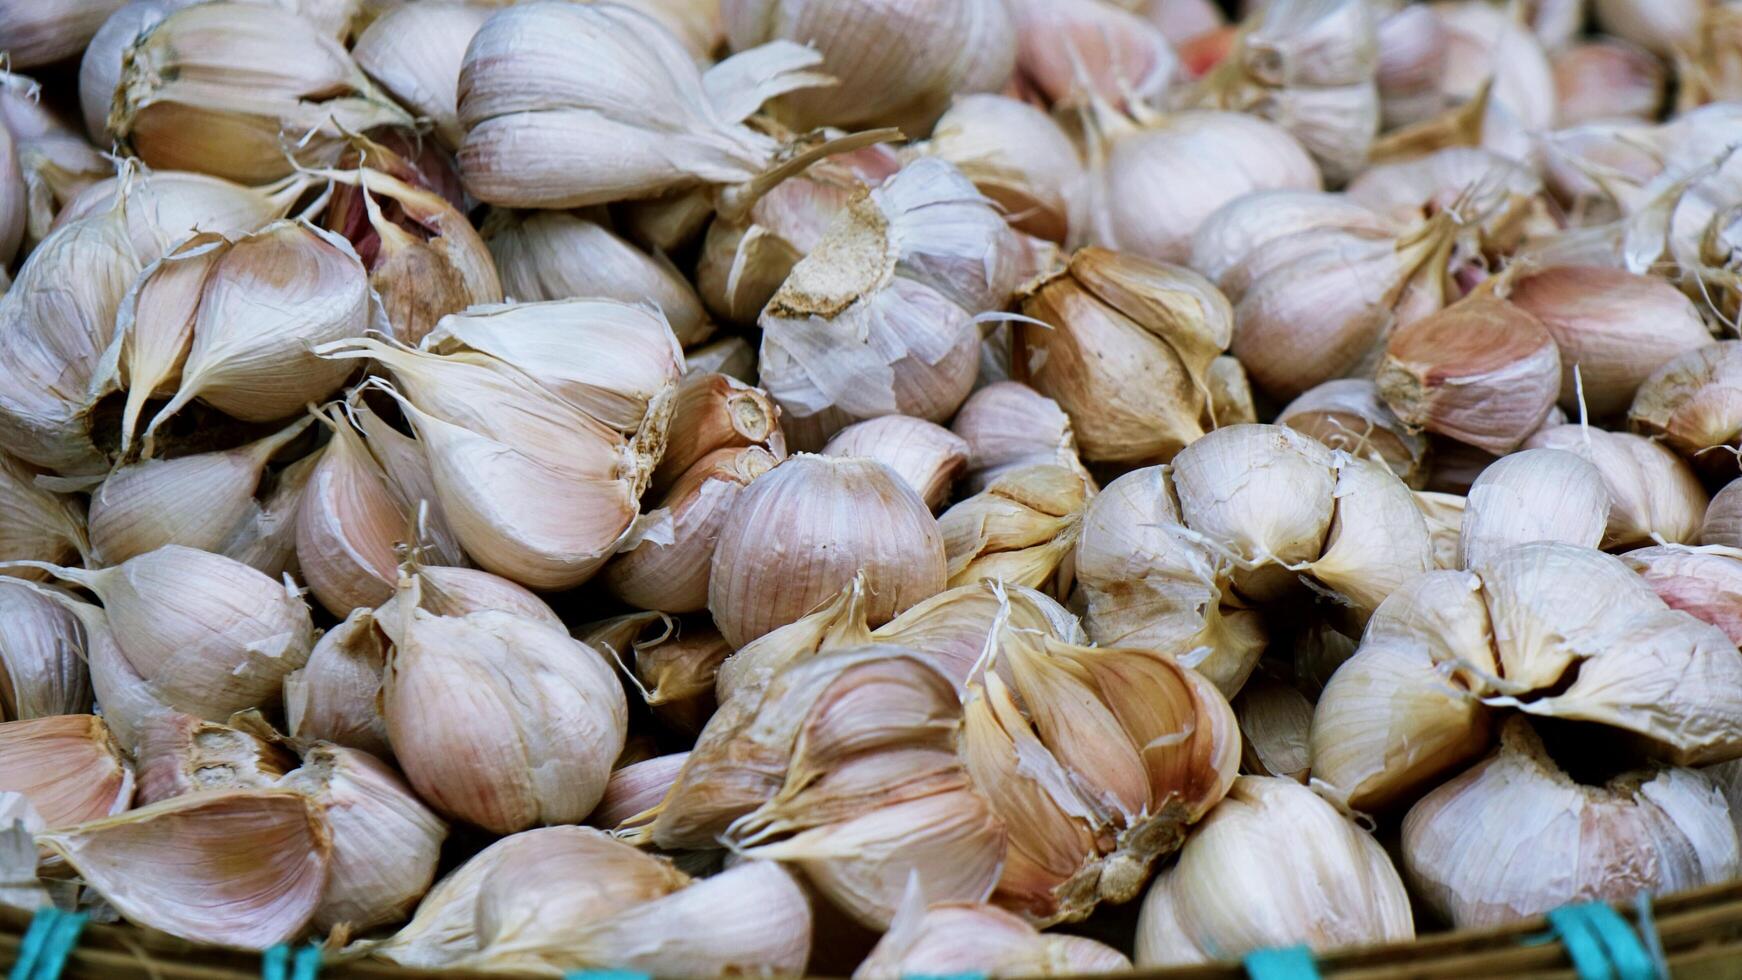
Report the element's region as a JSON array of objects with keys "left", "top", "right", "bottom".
[
  {"left": 1279, "top": 379, "right": 1429, "bottom": 489},
  {"left": 721, "top": 0, "right": 1014, "bottom": 131},
  {"left": 855, "top": 892, "right": 1130, "bottom": 979},
  {"left": 379, "top": 596, "right": 627, "bottom": 833},
  {"left": 1015, "top": 248, "right": 1234, "bottom": 464},
  {"left": 352, "top": 2, "right": 494, "bottom": 150},
  {"left": 821, "top": 415, "right": 968, "bottom": 512},
  {"left": 1523, "top": 426, "right": 1707, "bottom": 550},
  {"left": 1135, "top": 776, "right": 1413, "bottom": 965},
  {"left": 0, "top": 714, "right": 134, "bottom": 828},
  {"left": 921, "top": 94, "right": 1081, "bottom": 242},
  {"left": 950, "top": 382, "right": 1087, "bottom": 494},
  {"left": 78, "top": 0, "right": 212, "bottom": 142},
  {"left": 1404, "top": 716, "right": 1741, "bottom": 928},
  {"left": 110, "top": 3, "right": 413, "bottom": 183},
  {"left": 708, "top": 454, "right": 947, "bottom": 647},
  {"left": 758, "top": 157, "right": 1019, "bottom": 448},
  {"left": 0, "top": 579, "right": 91, "bottom": 721}
]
